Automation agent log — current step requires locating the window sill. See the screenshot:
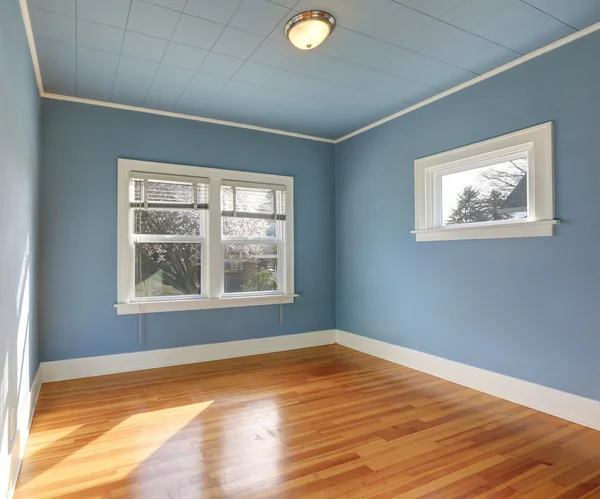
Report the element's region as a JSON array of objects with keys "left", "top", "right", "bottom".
[
  {"left": 115, "top": 294, "right": 297, "bottom": 315},
  {"left": 411, "top": 219, "right": 560, "bottom": 242}
]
